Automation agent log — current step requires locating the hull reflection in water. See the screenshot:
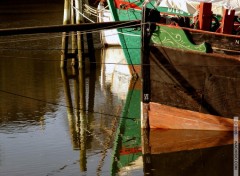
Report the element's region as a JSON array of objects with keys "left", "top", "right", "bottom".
[
  {"left": 61, "top": 46, "right": 143, "bottom": 175},
  {"left": 111, "top": 78, "right": 142, "bottom": 175},
  {"left": 100, "top": 46, "right": 143, "bottom": 175},
  {"left": 142, "top": 129, "right": 237, "bottom": 176}
]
